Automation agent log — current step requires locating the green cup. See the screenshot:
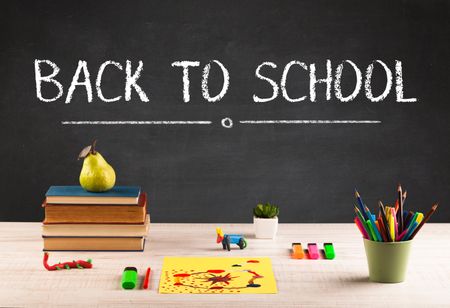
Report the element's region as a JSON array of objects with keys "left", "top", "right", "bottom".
[{"left": 363, "top": 239, "right": 412, "bottom": 283}]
